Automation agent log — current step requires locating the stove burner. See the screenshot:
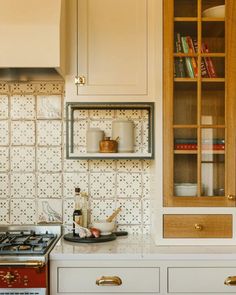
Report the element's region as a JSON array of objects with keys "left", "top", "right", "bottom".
[{"left": 0, "top": 230, "right": 57, "bottom": 255}]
